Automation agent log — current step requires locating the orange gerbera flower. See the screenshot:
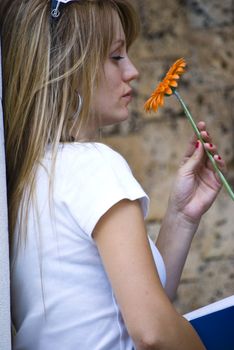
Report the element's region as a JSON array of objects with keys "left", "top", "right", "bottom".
[{"left": 144, "top": 58, "right": 186, "bottom": 113}]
